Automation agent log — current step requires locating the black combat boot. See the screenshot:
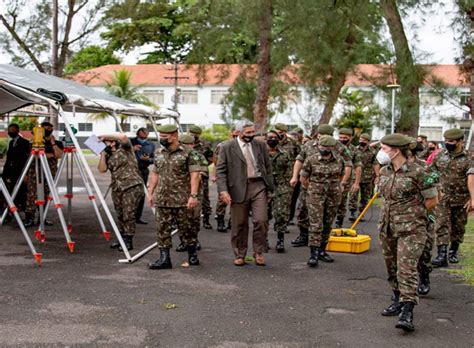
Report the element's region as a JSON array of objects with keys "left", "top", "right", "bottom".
[
  {"left": 448, "top": 241, "right": 460, "bottom": 264},
  {"left": 187, "top": 245, "right": 200, "bottom": 266},
  {"left": 118, "top": 235, "right": 133, "bottom": 251},
  {"left": 202, "top": 214, "right": 212, "bottom": 229},
  {"left": 418, "top": 272, "right": 431, "bottom": 295},
  {"left": 307, "top": 246, "right": 319, "bottom": 267},
  {"left": 149, "top": 248, "right": 172, "bottom": 269},
  {"left": 396, "top": 302, "right": 415, "bottom": 332},
  {"left": 176, "top": 237, "right": 187, "bottom": 252},
  {"left": 335, "top": 216, "right": 344, "bottom": 228},
  {"left": 432, "top": 245, "right": 448, "bottom": 267},
  {"left": 216, "top": 215, "right": 227, "bottom": 232},
  {"left": 381, "top": 290, "right": 403, "bottom": 316},
  {"left": 275, "top": 232, "right": 285, "bottom": 253},
  {"left": 110, "top": 232, "right": 124, "bottom": 249},
  {"left": 318, "top": 241, "right": 334, "bottom": 263},
  {"left": 24, "top": 212, "right": 35, "bottom": 228},
  {"left": 196, "top": 240, "right": 202, "bottom": 250},
  {"left": 291, "top": 227, "right": 308, "bottom": 247},
  {"left": 349, "top": 210, "right": 357, "bottom": 222}
]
